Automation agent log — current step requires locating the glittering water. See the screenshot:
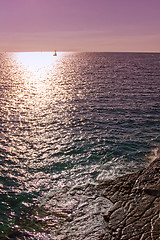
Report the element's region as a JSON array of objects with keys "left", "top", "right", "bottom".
[{"left": 0, "top": 52, "right": 160, "bottom": 239}]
